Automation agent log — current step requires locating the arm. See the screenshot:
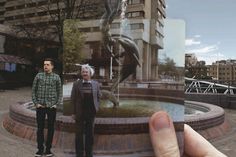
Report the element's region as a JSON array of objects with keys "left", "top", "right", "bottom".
[
  {"left": 56, "top": 75, "right": 62, "bottom": 106},
  {"left": 71, "top": 81, "right": 77, "bottom": 115},
  {"left": 32, "top": 74, "right": 38, "bottom": 105}
]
